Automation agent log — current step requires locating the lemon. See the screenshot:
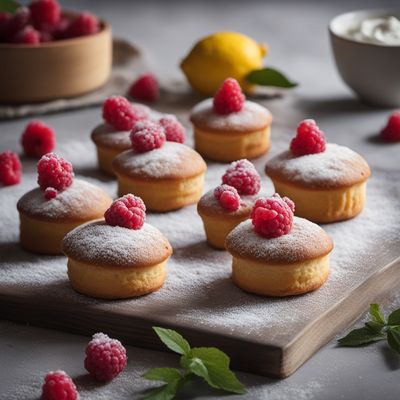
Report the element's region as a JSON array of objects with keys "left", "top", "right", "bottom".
[{"left": 180, "top": 32, "right": 267, "bottom": 96}]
